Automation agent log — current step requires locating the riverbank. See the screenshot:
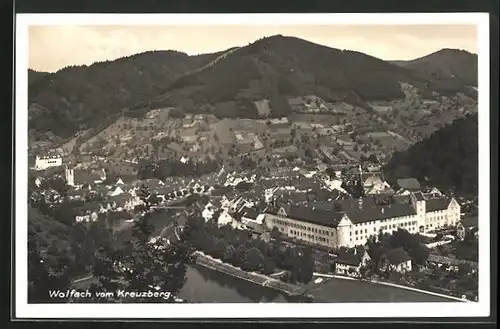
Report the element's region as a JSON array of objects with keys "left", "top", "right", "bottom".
[
  {"left": 193, "top": 251, "right": 467, "bottom": 303},
  {"left": 312, "top": 272, "right": 468, "bottom": 302},
  {"left": 193, "top": 251, "right": 309, "bottom": 297}
]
